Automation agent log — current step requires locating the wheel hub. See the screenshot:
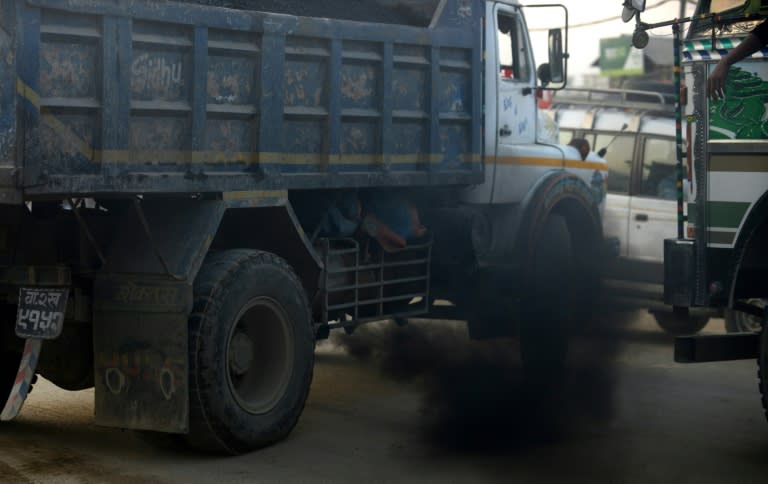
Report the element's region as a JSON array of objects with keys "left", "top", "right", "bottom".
[
  {"left": 229, "top": 331, "right": 254, "bottom": 376},
  {"left": 226, "top": 297, "right": 294, "bottom": 415}
]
